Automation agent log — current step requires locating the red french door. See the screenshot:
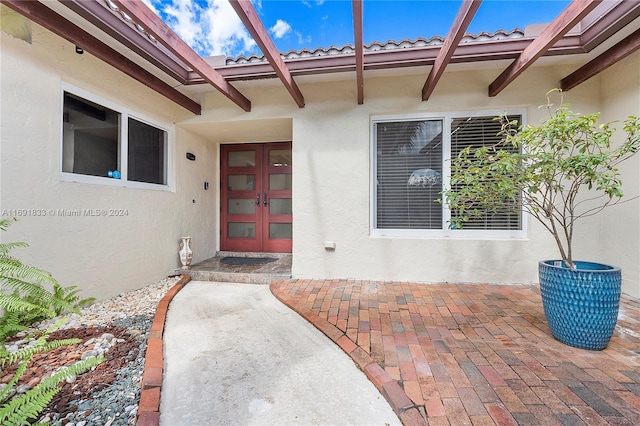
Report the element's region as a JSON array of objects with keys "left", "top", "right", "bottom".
[{"left": 220, "top": 142, "right": 292, "bottom": 253}]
